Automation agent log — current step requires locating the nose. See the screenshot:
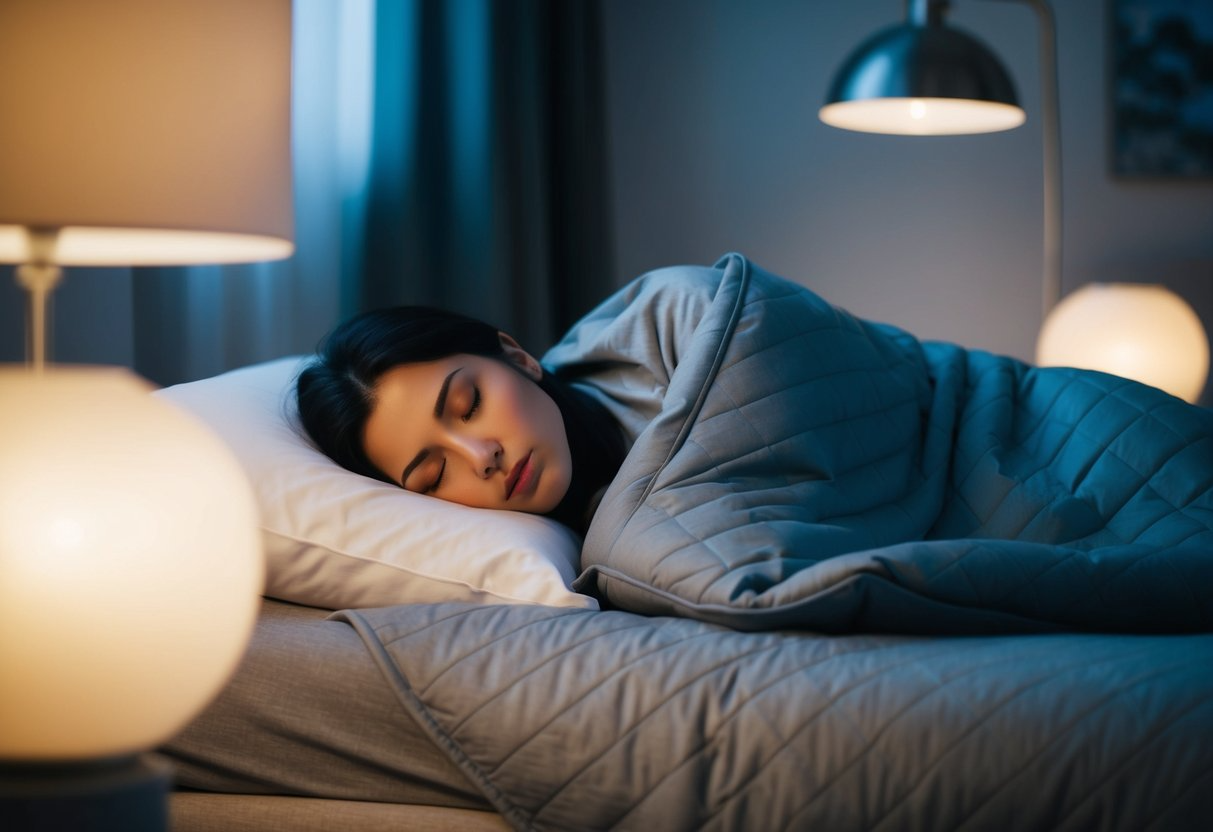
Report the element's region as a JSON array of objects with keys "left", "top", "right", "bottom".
[{"left": 452, "top": 435, "right": 503, "bottom": 479}]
